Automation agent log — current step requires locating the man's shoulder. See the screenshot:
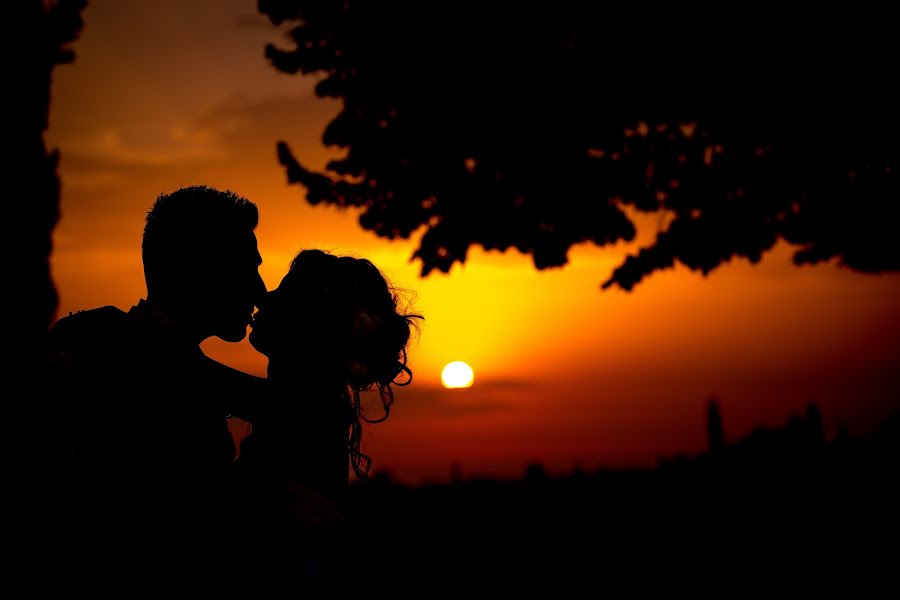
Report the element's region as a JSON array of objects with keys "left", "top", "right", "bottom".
[
  {"left": 42, "top": 306, "right": 136, "bottom": 385},
  {"left": 52, "top": 305, "right": 128, "bottom": 326},
  {"left": 47, "top": 306, "right": 133, "bottom": 347}
]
